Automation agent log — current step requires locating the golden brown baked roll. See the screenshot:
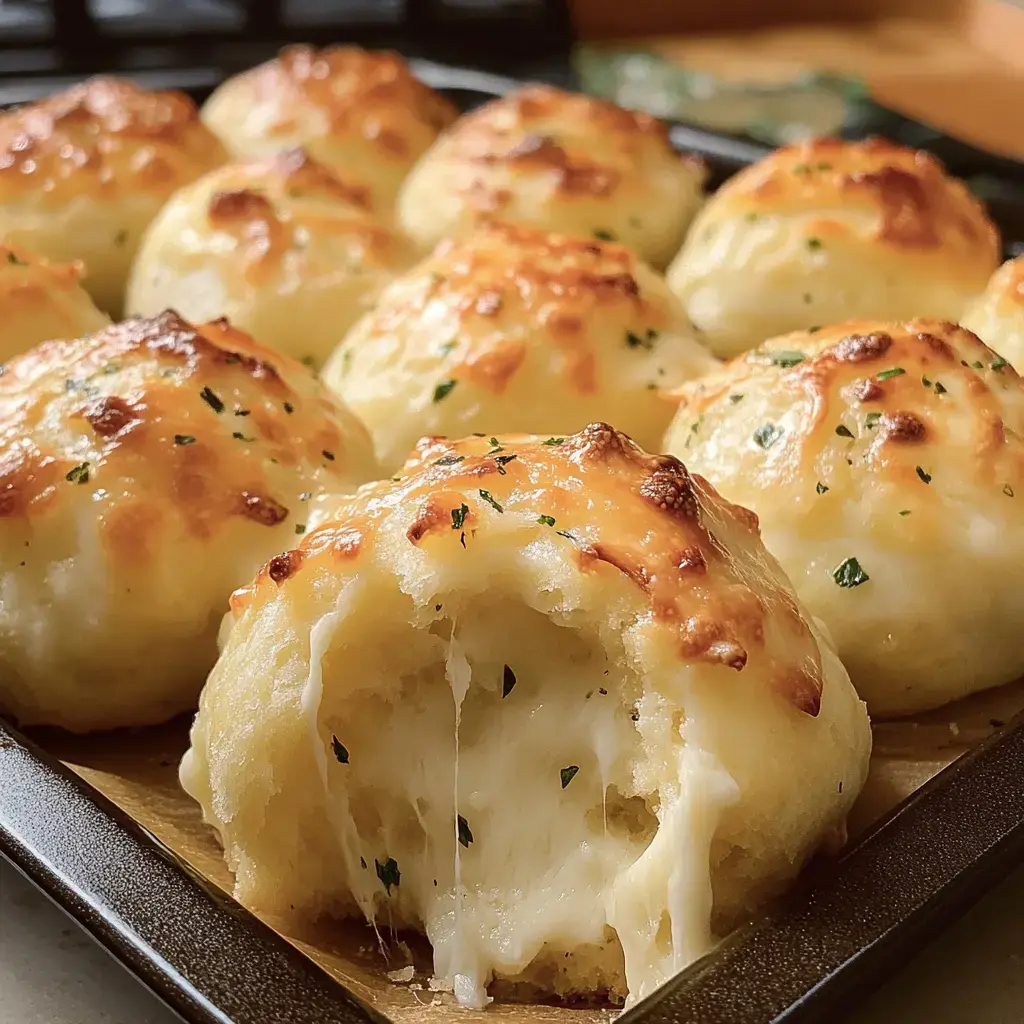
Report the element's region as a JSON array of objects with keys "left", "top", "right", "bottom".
[
  {"left": 0, "top": 311, "right": 377, "bottom": 733},
  {"left": 126, "top": 149, "right": 416, "bottom": 369},
  {"left": 664, "top": 319, "right": 1024, "bottom": 715},
  {"left": 201, "top": 46, "right": 457, "bottom": 213},
  {"left": 397, "top": 85, "right": 706, "bottom": 267},
  {"left": 181, "top": 423, "right": 870, "bottom": 1009},
  {"left": 0, "top": 77, "right": 228, "bottom": 316},
  {"left": 322, "top": 222, "right": 716, "bottom": 470},
  {"left": 962, "top": 256, "right": 1024, "bottom": 371},
  {"left": 0, "top": 240, "right": 109, "bottom": 359},
  {"left": 666, "top": 138, "right": 1000, "bottom": 357}
]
